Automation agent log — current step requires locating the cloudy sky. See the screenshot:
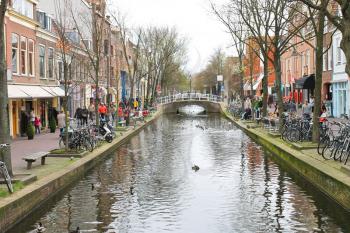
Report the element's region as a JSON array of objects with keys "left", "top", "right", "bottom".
[{"left": 111, "top": 0, "right": 232, "bottom": 74}]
